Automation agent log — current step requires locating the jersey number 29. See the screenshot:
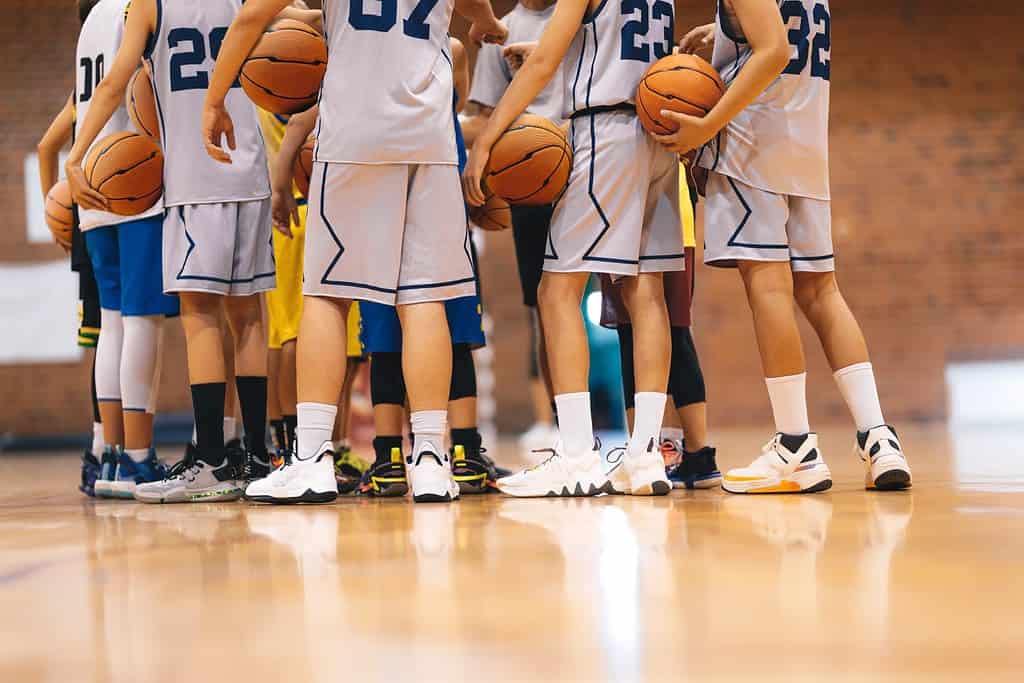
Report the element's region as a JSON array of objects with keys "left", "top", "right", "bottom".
[
  {"left": 781, "top": 1, "right": 830, "bottom": 80},
  {"left": 169, "top": 27, "right": 233, "bottom": 92},
  {"left": 348, "top": 0, "right": 440, "bottom": 40}
]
